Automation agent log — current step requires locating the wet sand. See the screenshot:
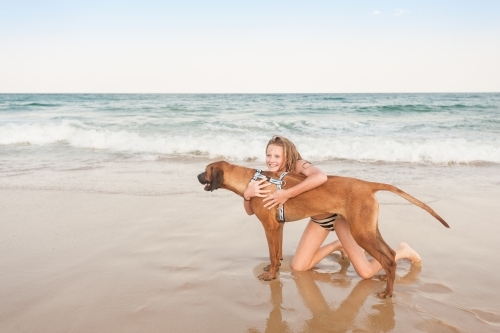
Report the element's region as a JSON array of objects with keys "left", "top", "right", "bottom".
[{"left": 1, "top": 162, "right": 500, "bottom": 332}]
